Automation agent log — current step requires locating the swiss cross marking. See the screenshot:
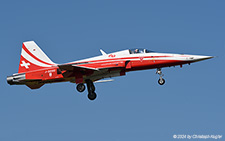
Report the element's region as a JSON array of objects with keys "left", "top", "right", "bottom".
[{"left": 21, "top": 61, "right": 30, "bottom": 69}]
